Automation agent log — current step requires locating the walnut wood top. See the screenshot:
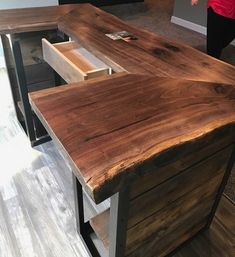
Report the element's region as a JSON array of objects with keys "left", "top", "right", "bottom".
[
  {"left": 0, "top": 4, "right": 80, "bottom": 34},
  {"left": 58, "top": 4, "right": 235, "bottom": 85},
  {"left": 30, "top": 73, "right": 235, "bottom": 203}
]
